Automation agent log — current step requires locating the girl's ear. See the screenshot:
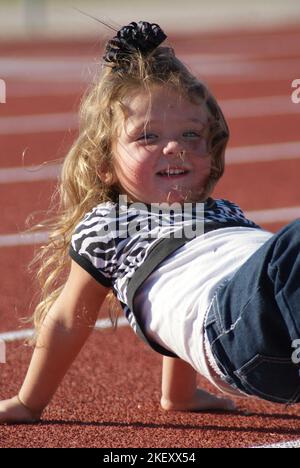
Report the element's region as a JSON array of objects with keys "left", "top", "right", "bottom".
[{"left": 97, "top": 165, "right": 118, "bottom": 186}]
